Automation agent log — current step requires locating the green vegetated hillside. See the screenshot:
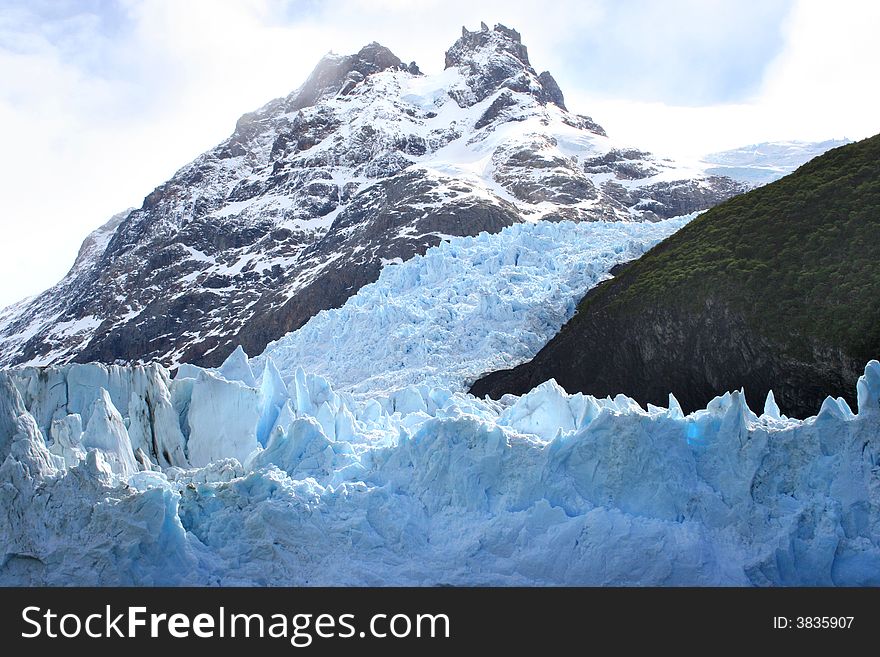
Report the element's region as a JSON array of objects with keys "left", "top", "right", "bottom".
[{"left": 471, "top": 134, "right": 880, "bottom": 417}]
